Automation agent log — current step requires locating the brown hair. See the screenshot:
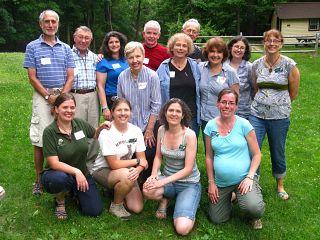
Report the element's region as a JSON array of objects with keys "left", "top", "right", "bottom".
[
  {"left": 111, "top": 97, "right": 132, "bottom": 112},
  {"left": 54, "top": 93, "right": 76, "bottom": 108},
  {"left": 159, "top": 98, "right": 192, "bottom": 130},
  {"left": 217, "top": 88, "right": 239, "bottom": 105},
  {"left": 202, "top": 37, "right": 228, "bottom": 62},
  {"left": 263, "top": 29, "right": 284, "bottom": 43}
]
